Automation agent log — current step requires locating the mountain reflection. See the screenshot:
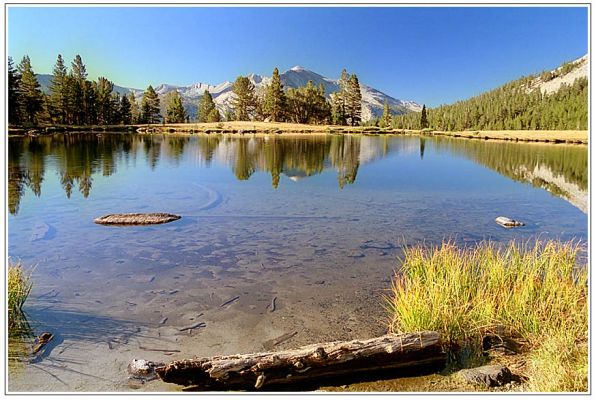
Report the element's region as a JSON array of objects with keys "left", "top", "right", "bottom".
[
  {"left": 7, "top": 133, "right": 587, "bottom": 215},
  {"left": 430, "top": 137, "right": 588, "bottom": 212}
]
